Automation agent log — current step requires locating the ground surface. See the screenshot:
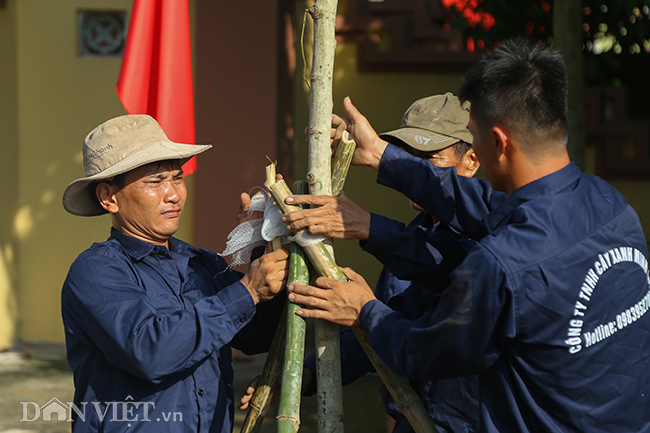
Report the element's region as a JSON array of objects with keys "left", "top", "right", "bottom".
[{"left": 0, "top": 340, "right": 387, "bottom": 433}]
